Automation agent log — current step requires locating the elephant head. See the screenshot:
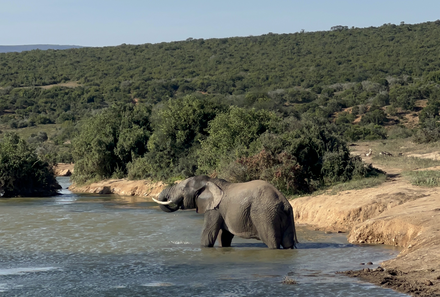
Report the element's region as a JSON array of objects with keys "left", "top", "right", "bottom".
[{"left": 153, "top": 176, "right": 224, "bottom": 214}]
